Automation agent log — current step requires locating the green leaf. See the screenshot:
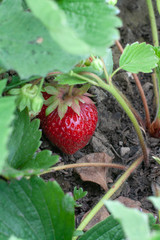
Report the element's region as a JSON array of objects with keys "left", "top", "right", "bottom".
[
  {"left": 0, "top": 177, "right": 75, "bottom": 240},
  {"left": 26, "top": 0, "right": 90, "bottom": 55},
  {"left": 26, "top": 0, "right": 121, "bottom": 56},
  {"left": 1, "top": 109, "right": 59, "bottom": 178},
  {"left": 21, "top": 150, "right": 58, "bottom": 170},
  {"left": 119, "top": 42, "right": 159, "bottom": 73},
  {"left": 58, "top": 0, "right": 122, "bottom": 55},
  {"left": 79, "top": 215, "right": 125, "bottom": 240},
  {"left": 73, "top": 66, "right": 103, "bottom": 77},
  {"left": 0, "top": 96, "right": 16, "bottom": 173},
  {"left": 148, "top": 196, "right": 160, "bottom": 210},
  {"left": 103, "top": 48, "right": 113, "bottom": 76},
  {"left": 2, "top": 151, "right": 59, "bottom": 179},
  {"left": 0, "top": 0, "right": 83, "bottom": 79},
  {"left": 7, "top": 109, "right": 41, "bottom": 168},
  {"left": 153, "top": 156, "right": 160, "bottom": 165},
  {"left": 0, "top": 79, "right": 7, "bottom": 95},
  {"left": 8, "top": 236, "right": 24, "bottom": 240},
  {"left": 54, "top": 74, "right": 87, "bottom": 85},
  {"left": 150, "top": 232, "right": 160, "bottom": 240},
  {"left": 73, "top": 187, "right": 87, "bottom": 201},
  {"left": 105, "top": 200, "right": 150, "bottom": 240}
]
